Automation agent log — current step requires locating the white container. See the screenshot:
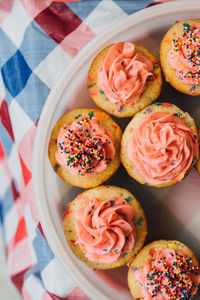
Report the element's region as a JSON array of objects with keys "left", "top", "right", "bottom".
[{"left": 32, "top": 1, "right": 200, "bottom": 299}]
